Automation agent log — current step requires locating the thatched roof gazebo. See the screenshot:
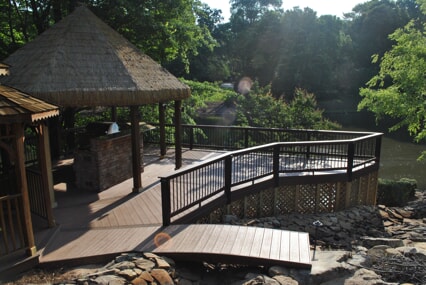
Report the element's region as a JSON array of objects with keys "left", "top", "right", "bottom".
[
  {"left": 0, "top": 83, "right": 59, "bottom": 257},
  {"left": 0, "top": 5, "right": 191, "bottom": 192}
]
